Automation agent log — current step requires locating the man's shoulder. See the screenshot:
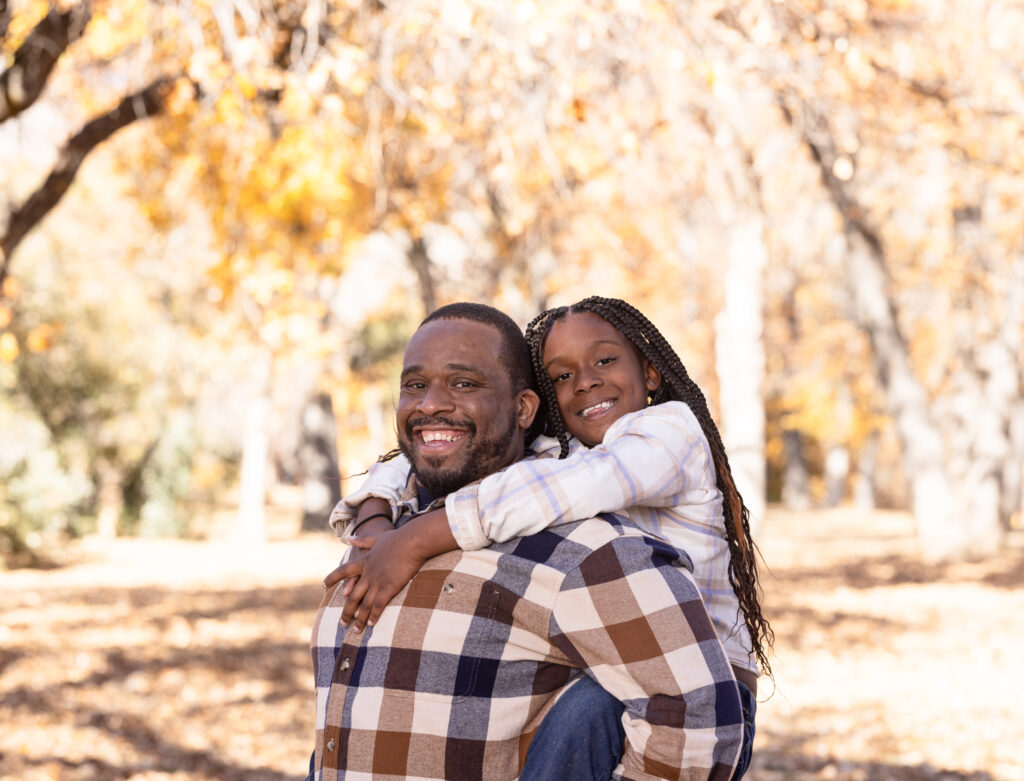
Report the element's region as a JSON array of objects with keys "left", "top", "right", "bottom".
[{"left": 488, "top": 514, "right": 693, "bottom": 575}]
